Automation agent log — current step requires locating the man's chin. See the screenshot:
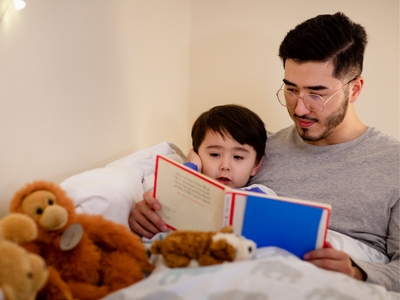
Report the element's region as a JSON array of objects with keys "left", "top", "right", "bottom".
[{"left": 296, "top": 126, "right": 323, "bottom": 142}]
